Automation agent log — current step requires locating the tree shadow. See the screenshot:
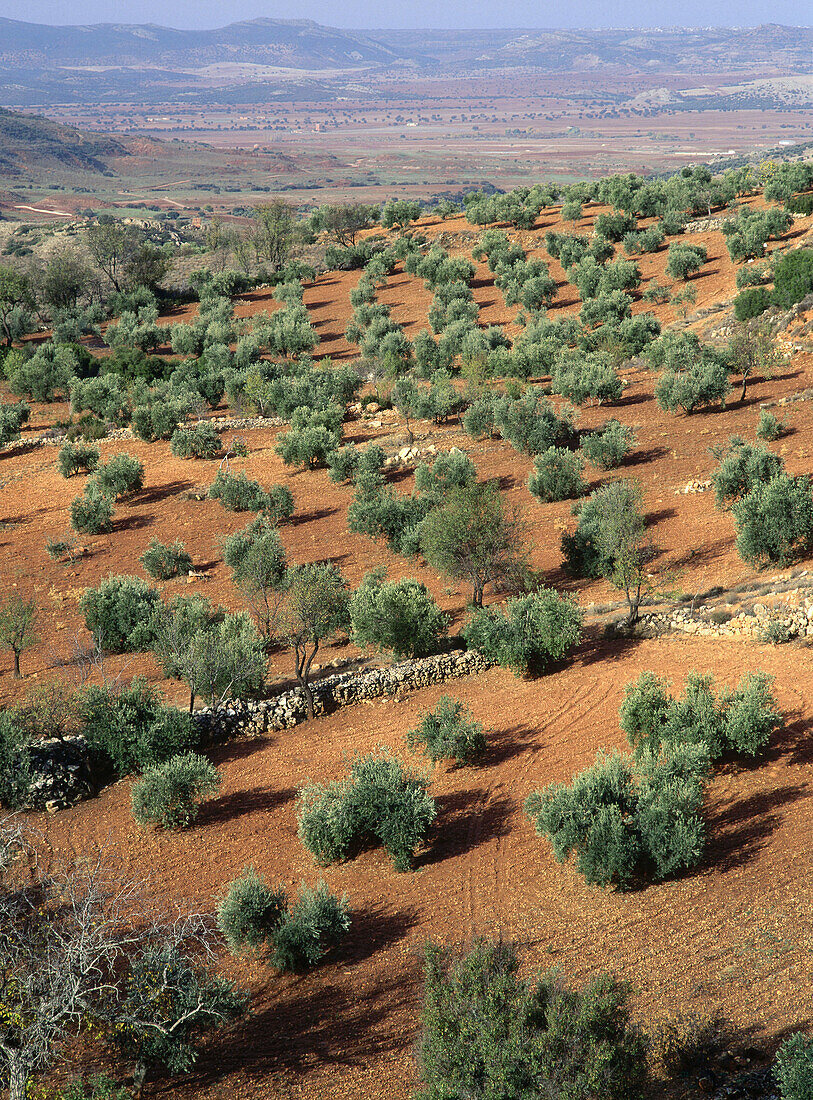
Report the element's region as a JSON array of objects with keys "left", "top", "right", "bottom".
[
  {"left": 484, "top": 723, "right": 538, "bottom": 766},
  {"left": 611, "top": 391, "right": 649, "bottom": 407},
  {"left": 207, "top": 735, "right": 277, "bottom": 766},
  {"left": 624, "top": 445, "right": 668, "bottom": 467},
  {"left": 112, "top": 513, "right": 153, "bottom": 533},
  {"left": 417, "top": 788, "right": 513, "bottom": 867},
  {"left": 135, "top": 479, "right": 194, "bottom": 506},
  {"left": 340, "top": 902, "right": 420, "bottom": 964},
  {"left": 195, "top": 785, "right": 297, "bottom": 827},
  {"left": 700, "top": 783, "right": 809, "bottom": 875},
  {"left": 290, "top": 505, "right": 339, "bottom": 527}
]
